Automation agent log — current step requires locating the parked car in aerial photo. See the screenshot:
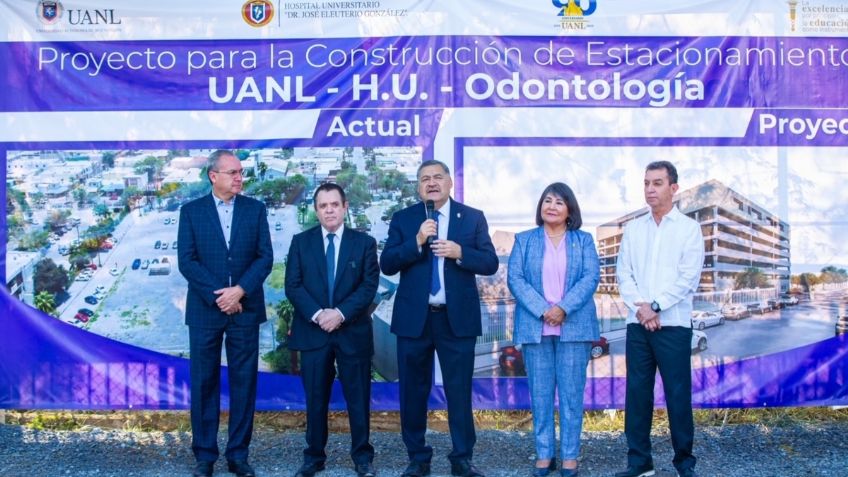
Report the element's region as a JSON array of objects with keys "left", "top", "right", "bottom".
[{"left": 721, "top": 303, "right": 750, "bottom": 320}]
